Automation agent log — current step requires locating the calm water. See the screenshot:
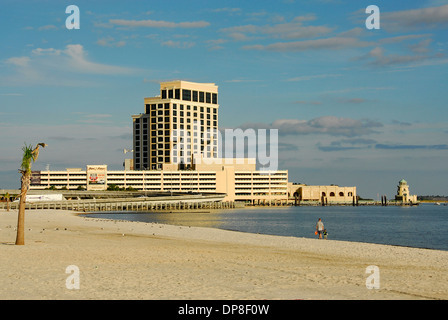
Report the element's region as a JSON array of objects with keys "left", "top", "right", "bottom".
[{"left": 87, "top": 203, "right": 448, "bottom": 251}]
